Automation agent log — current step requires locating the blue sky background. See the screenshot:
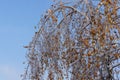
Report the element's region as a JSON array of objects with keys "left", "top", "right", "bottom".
[{"left": 0, "top": 0, "right": 52, "bottom": 80}]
